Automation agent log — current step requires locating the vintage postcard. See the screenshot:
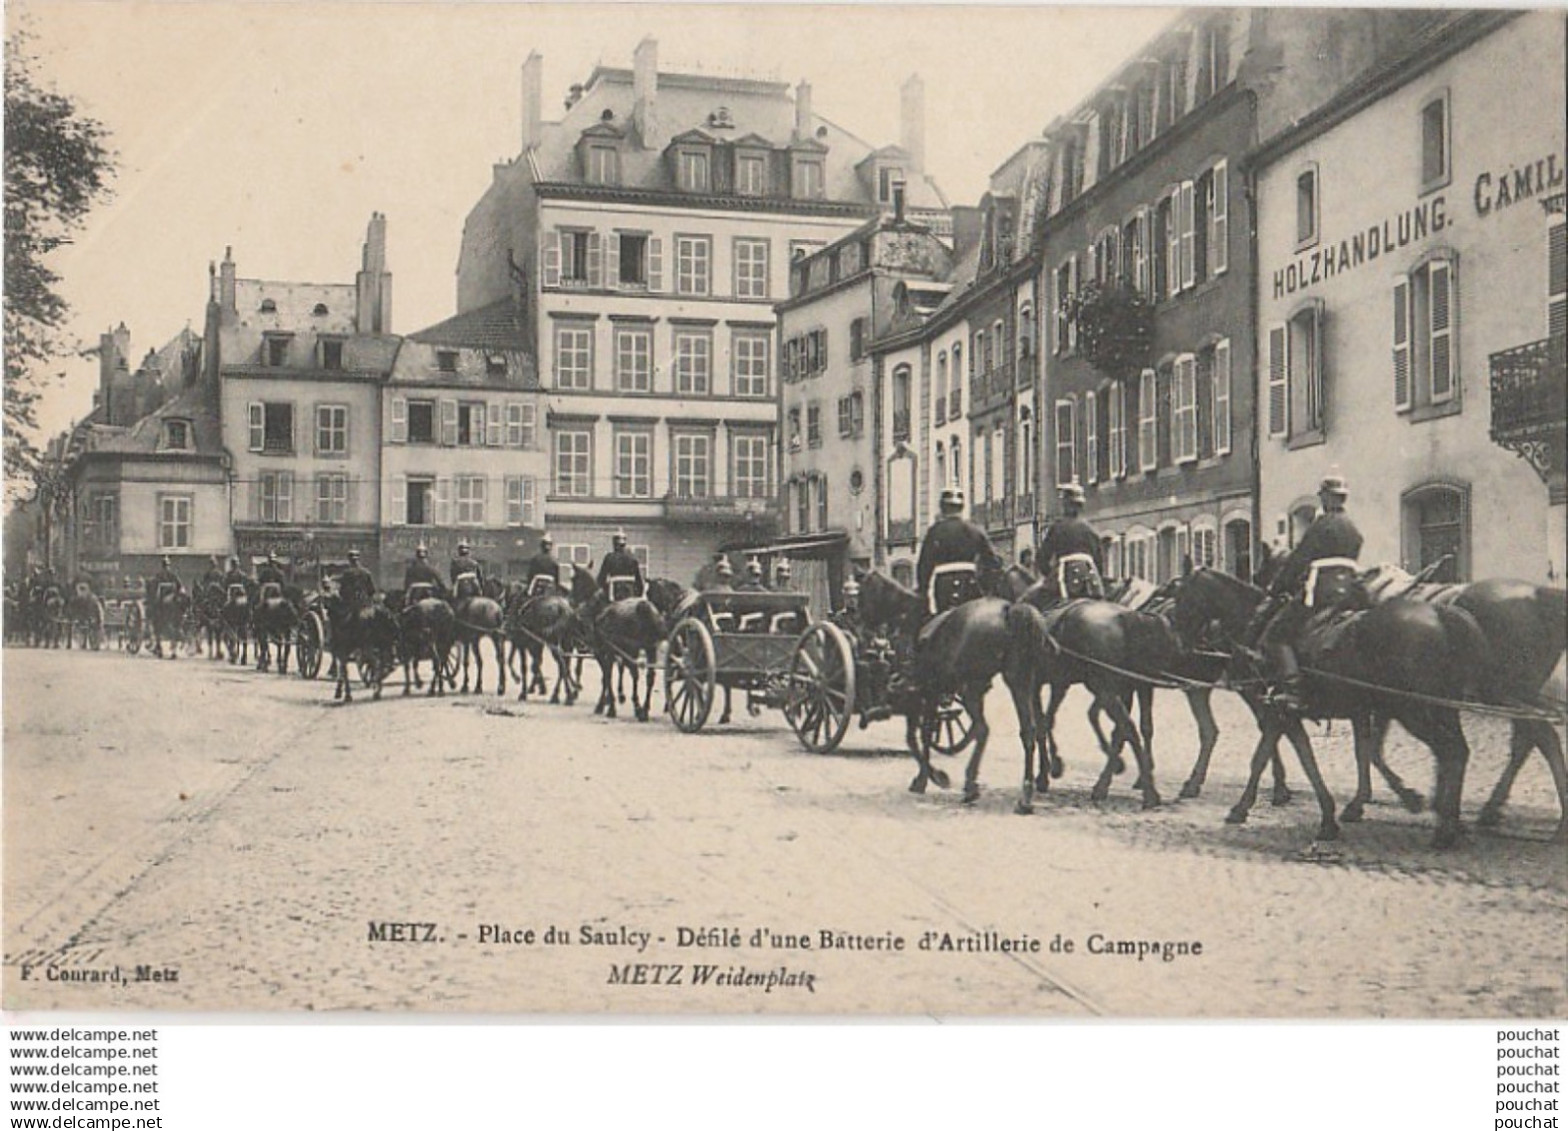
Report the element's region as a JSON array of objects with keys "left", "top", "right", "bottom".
[{"left": 4, "top": 2, "right": 1565, "bottom": 1021}]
